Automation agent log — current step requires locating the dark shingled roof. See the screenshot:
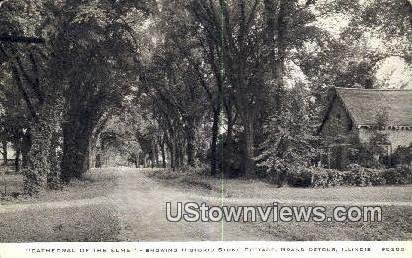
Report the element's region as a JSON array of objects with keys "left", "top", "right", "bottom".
[{"left": 335, "top": 88, "right": 412, "bottom": 126}]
